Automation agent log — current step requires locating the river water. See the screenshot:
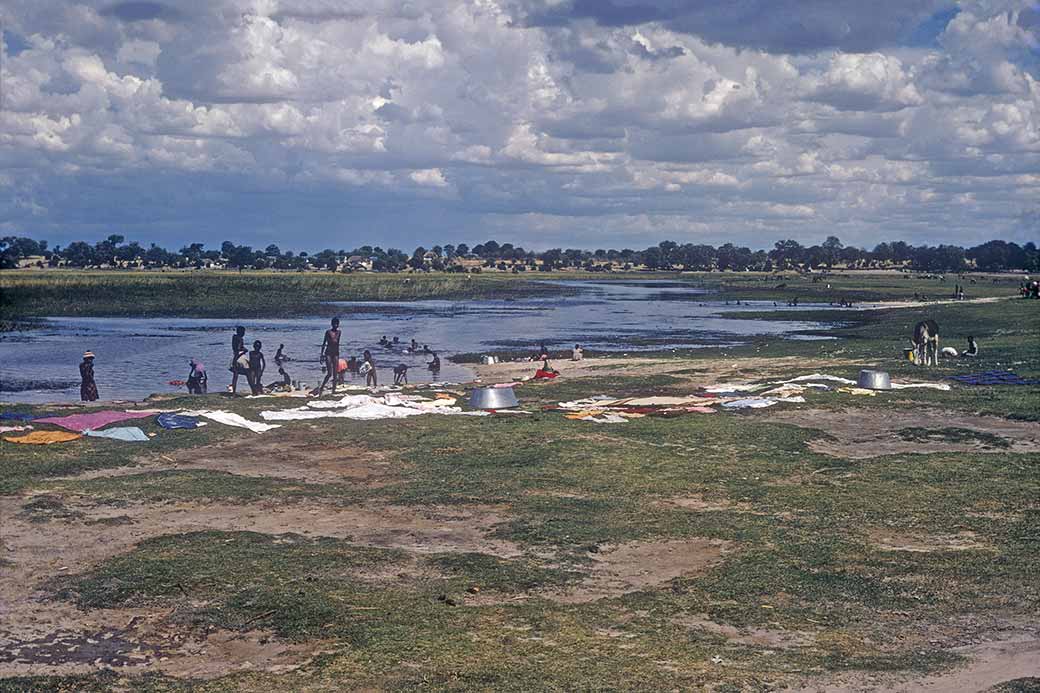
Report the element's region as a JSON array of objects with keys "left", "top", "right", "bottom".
[{"left": 0, "top": 280, "right": 836, "bottom": 404}]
